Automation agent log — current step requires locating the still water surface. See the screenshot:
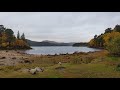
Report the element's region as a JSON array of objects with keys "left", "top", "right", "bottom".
[{"left": 25, "top": 46, "right": 102, "bottom": 55}]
